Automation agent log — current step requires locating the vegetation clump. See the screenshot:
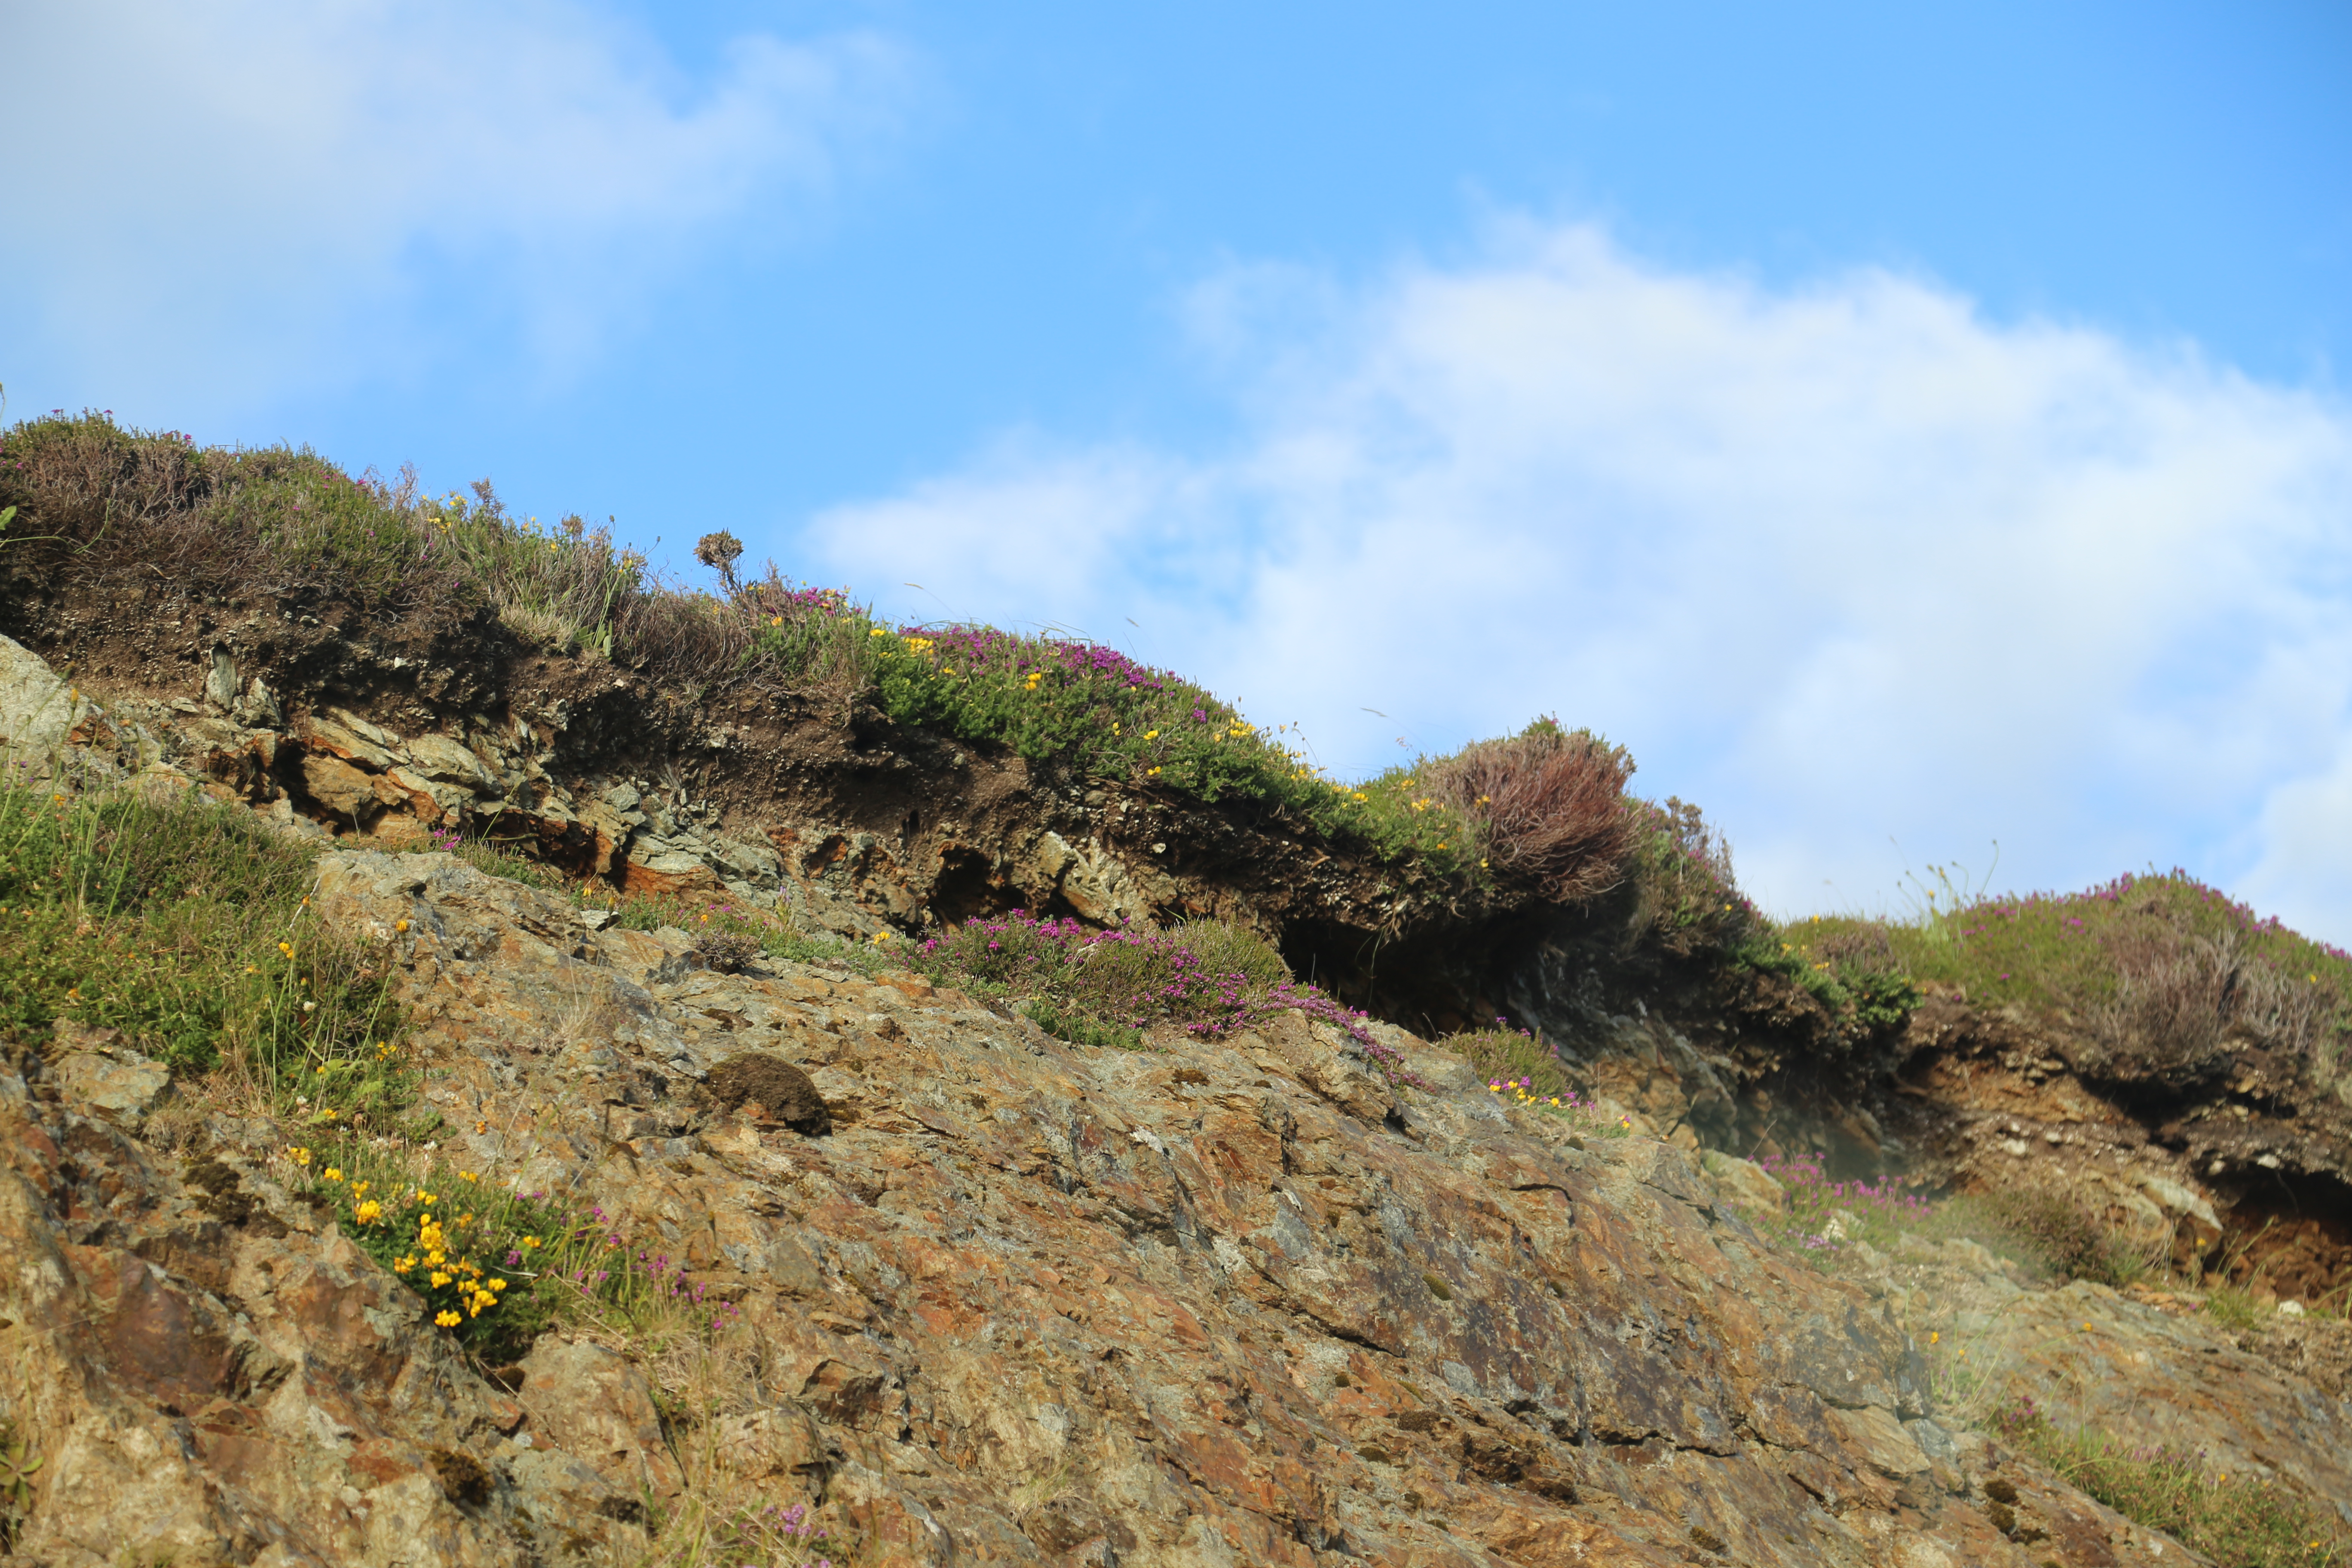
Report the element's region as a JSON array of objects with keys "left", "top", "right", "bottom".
[
  {"left": 1996, "top": 1400, "right": 2346, "bottom": 1568},
  {"left": 916, "top": 910, "right": 1426, "bottom": 1084},
  {"left": 0, "top": 777, "right": 408, "bottom": 1115},
  {"left": 1772, "top": 867, "right": 2352, "bottom": 1083}
]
